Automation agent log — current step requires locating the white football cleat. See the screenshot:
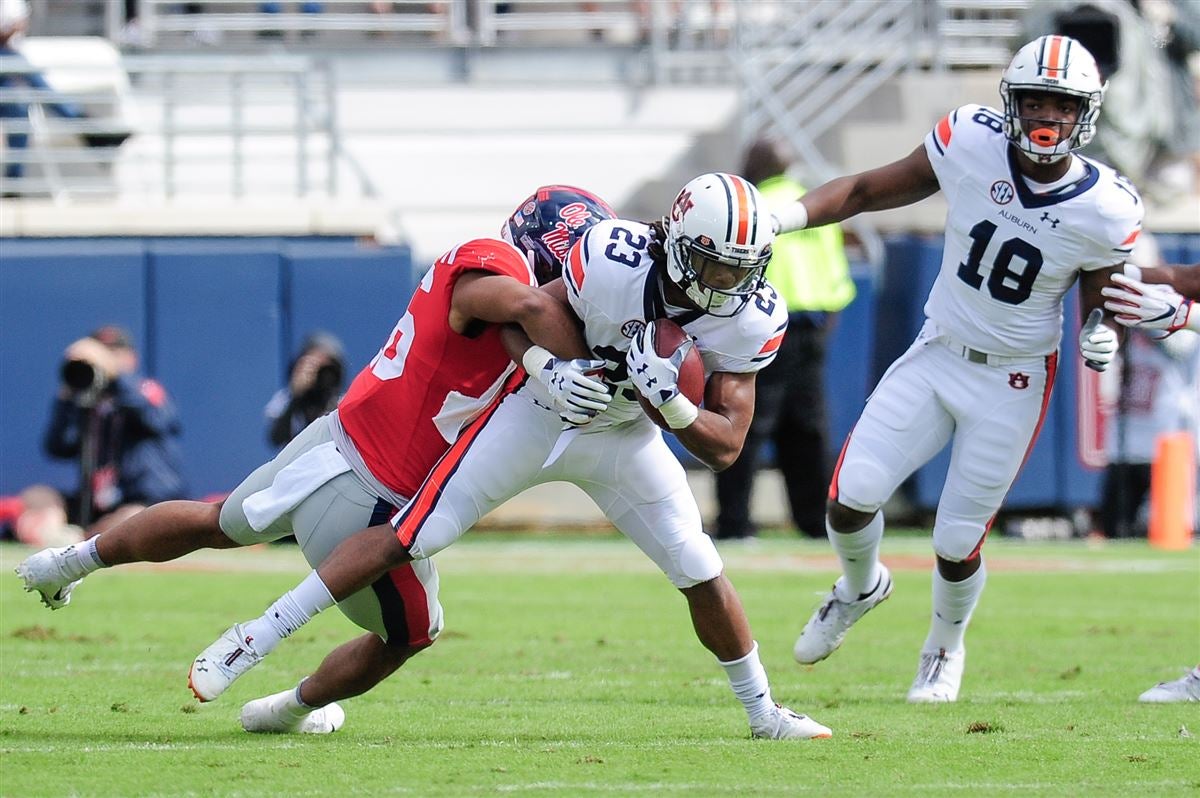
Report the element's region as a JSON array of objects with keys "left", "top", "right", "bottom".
[
  {"left": 14, "top": 546, "right": 84, "bottom": 610},
  {"left": 241, "top": 689, "right": 345, "bottom": 734},
  {"left": 1138, "top": 668, "right": 1200, "bottom": 703},
  {"left": 907, "top": 647, "right": 965, "bottom": 703},
  {"left": 189, "top": 623, "right": 264, "bottom": 702},
  {"left": 794, "top": 565, "right": 893, "bottom": 664},
  {"left": 750, "top": 705, "right": 832, "bottom": 740}
]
